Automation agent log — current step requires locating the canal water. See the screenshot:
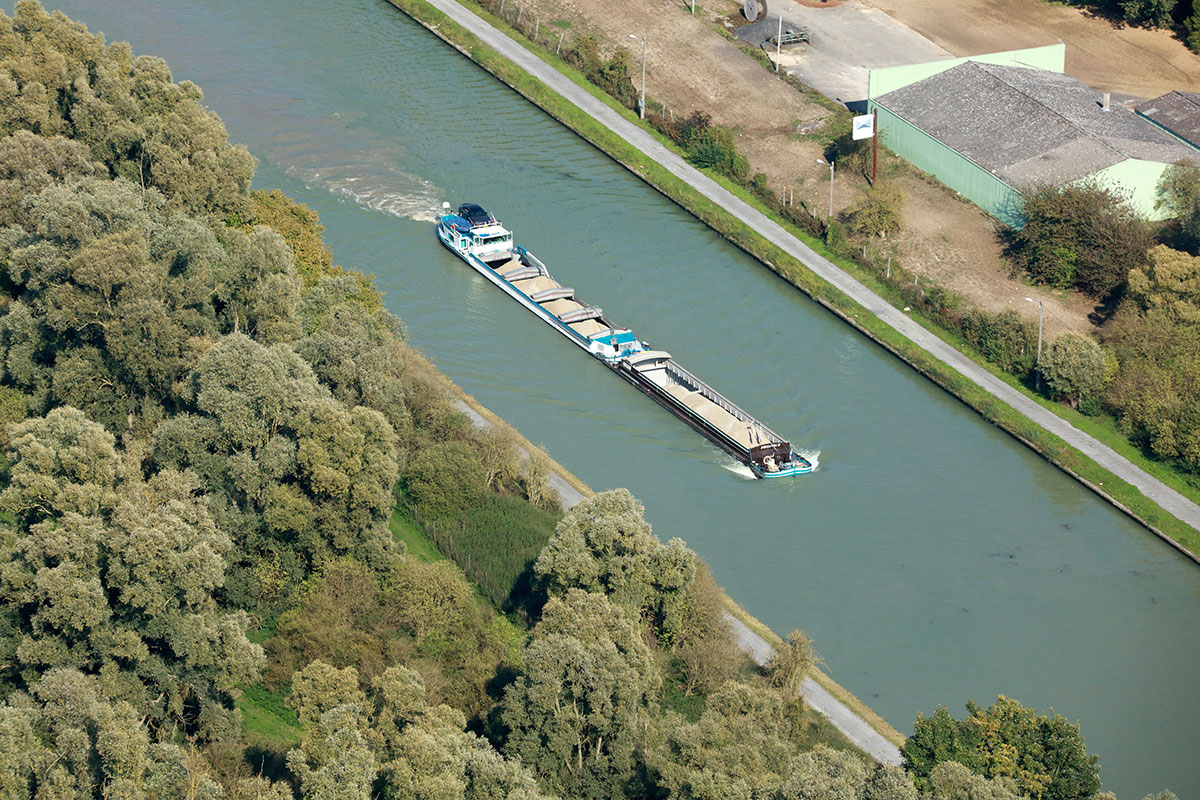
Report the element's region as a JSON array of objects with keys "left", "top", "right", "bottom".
[{"left": 58, "top": 0, "right": 1200, "bottom": 795}]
